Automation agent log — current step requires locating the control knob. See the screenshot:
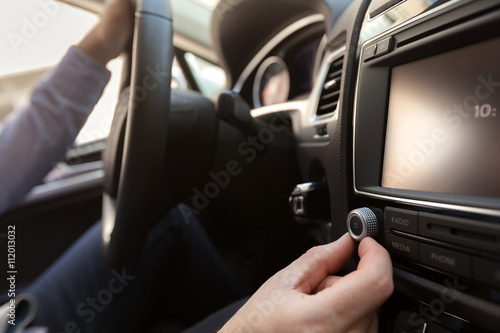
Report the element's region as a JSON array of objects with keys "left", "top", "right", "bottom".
[{"left": 347, "top": 207, "right": 380, "bottom": 241}]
